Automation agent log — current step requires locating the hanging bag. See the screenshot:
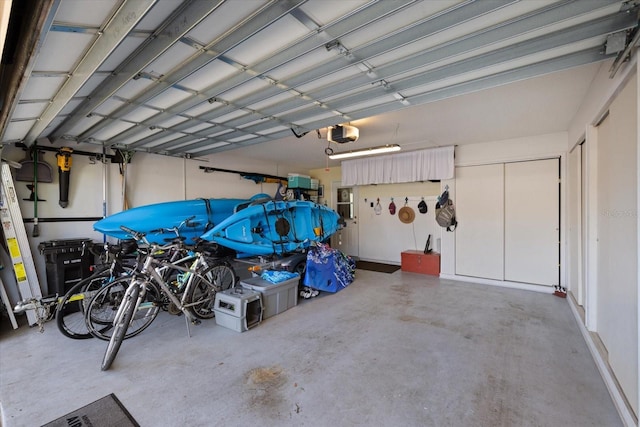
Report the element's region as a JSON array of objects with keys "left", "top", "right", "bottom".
[{"left": 435, "top": 190, "right": 457, "bottom": 232}]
